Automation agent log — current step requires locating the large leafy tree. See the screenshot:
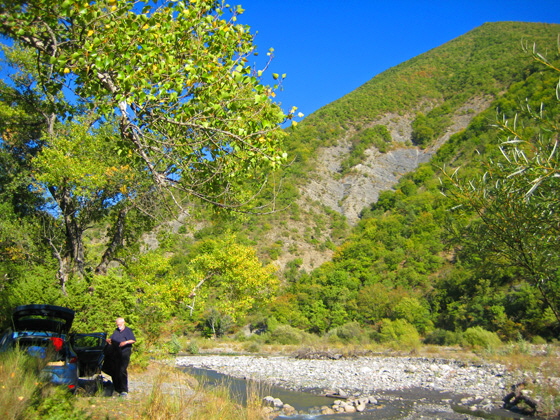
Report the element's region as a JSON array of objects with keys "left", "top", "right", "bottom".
[
  {"left": 0, "top": 0, "right": 292, "bottom": 288},
  {"left": 181, "top": 235, "right": 279, "bottom": 322},
  {"left": 1, "top": 44, "right": 158, "bottom": 291}
]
